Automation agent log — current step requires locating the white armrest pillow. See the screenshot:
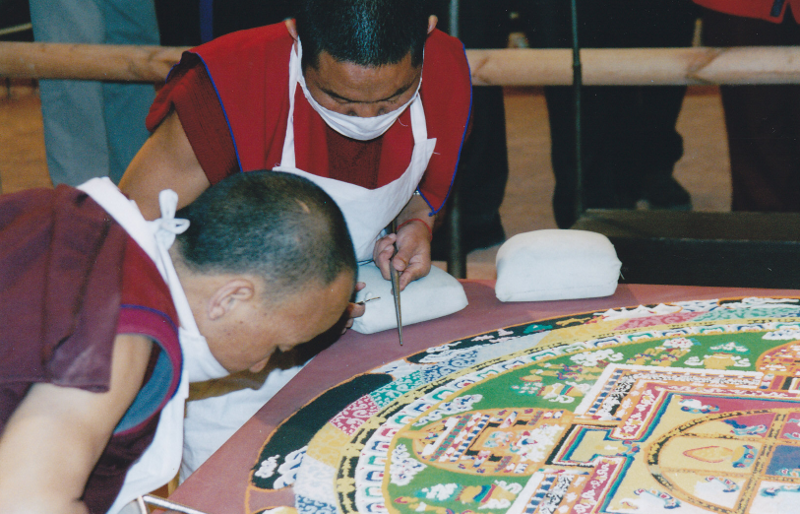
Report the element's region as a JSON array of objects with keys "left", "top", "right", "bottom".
[
  {"left": 351, "top": 262, "right": 468, "bottom": 334},
  {"left": 495, "top": 229, "right": 621, "bottom": 302}
]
